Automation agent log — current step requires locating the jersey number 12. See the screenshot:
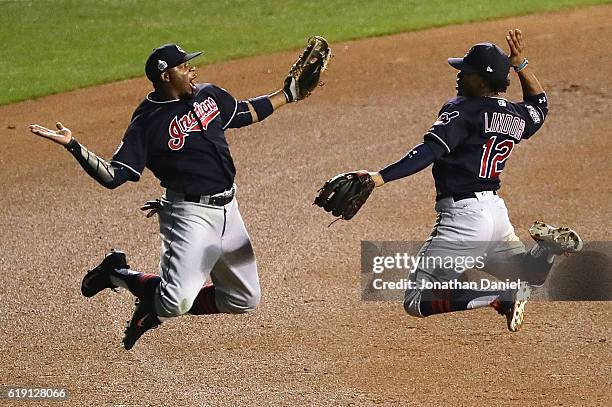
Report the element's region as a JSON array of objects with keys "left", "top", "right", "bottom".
[{"left": 479, "top": 136, "right": 515, "bottom": 179}]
